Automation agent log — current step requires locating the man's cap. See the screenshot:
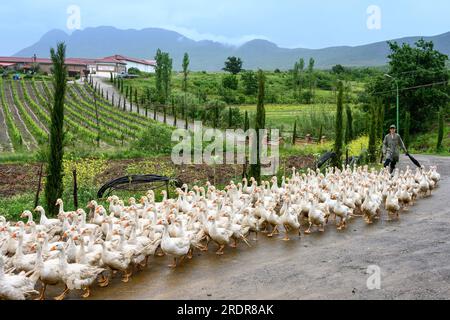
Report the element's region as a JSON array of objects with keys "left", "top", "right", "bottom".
[{"left": 390, "top": 124, "right": 396, "bottom": 129}]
